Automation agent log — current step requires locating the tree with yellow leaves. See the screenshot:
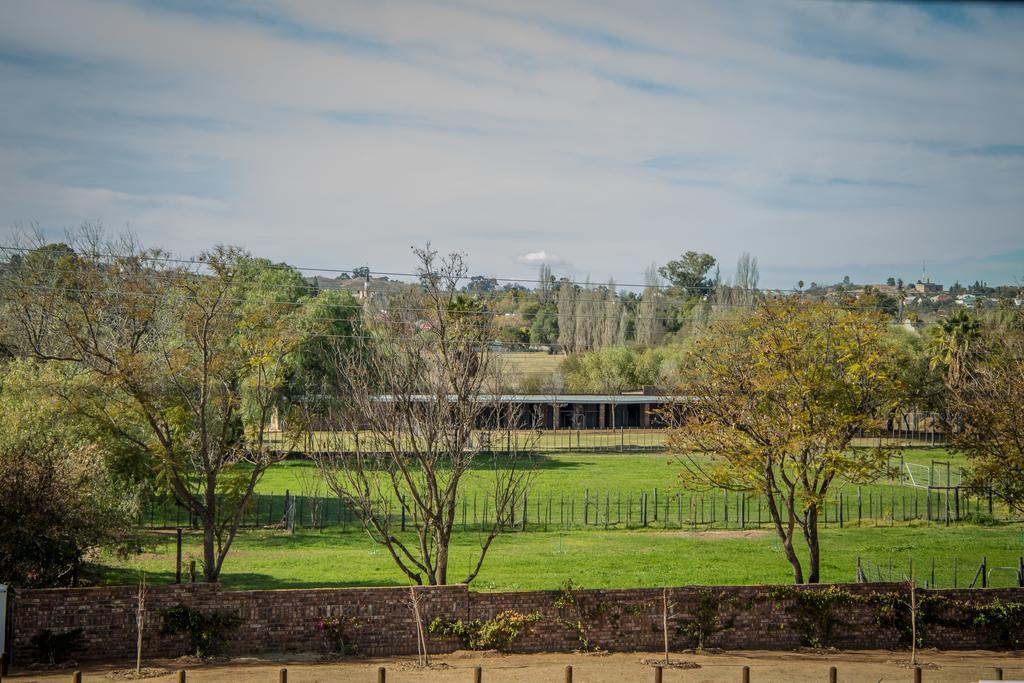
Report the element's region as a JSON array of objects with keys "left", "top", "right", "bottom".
[{"left": 667, "top": 298, "right": 904, "bottom": 583}]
